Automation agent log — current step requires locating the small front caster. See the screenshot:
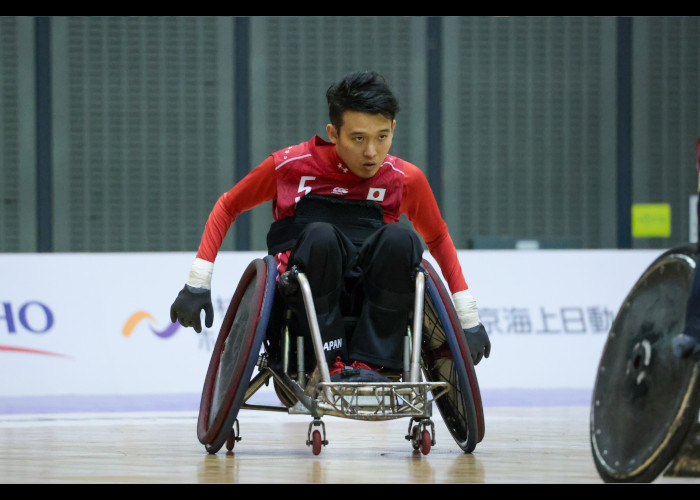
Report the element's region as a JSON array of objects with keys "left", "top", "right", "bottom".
[
  {"left": 406, "top": 417, "right": 435, "bottom": 455},
  {"left": 420, "top": 428, "right": 431, "bottom": 455},
  {"left": 306, "top": 418, "right": 328, "bottom": 455}
]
